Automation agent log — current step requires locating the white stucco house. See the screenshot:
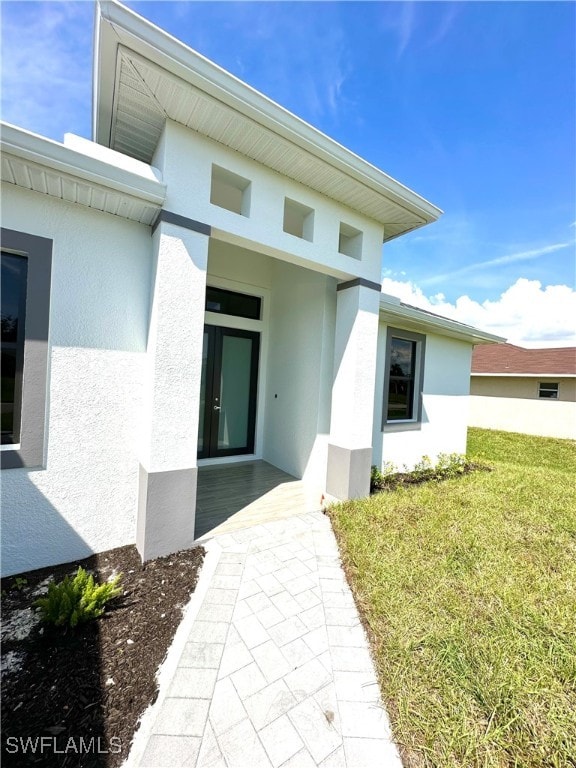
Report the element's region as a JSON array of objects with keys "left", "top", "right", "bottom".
[{"left": 0, "top": 1, "right": 502, "bottom": 577}]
